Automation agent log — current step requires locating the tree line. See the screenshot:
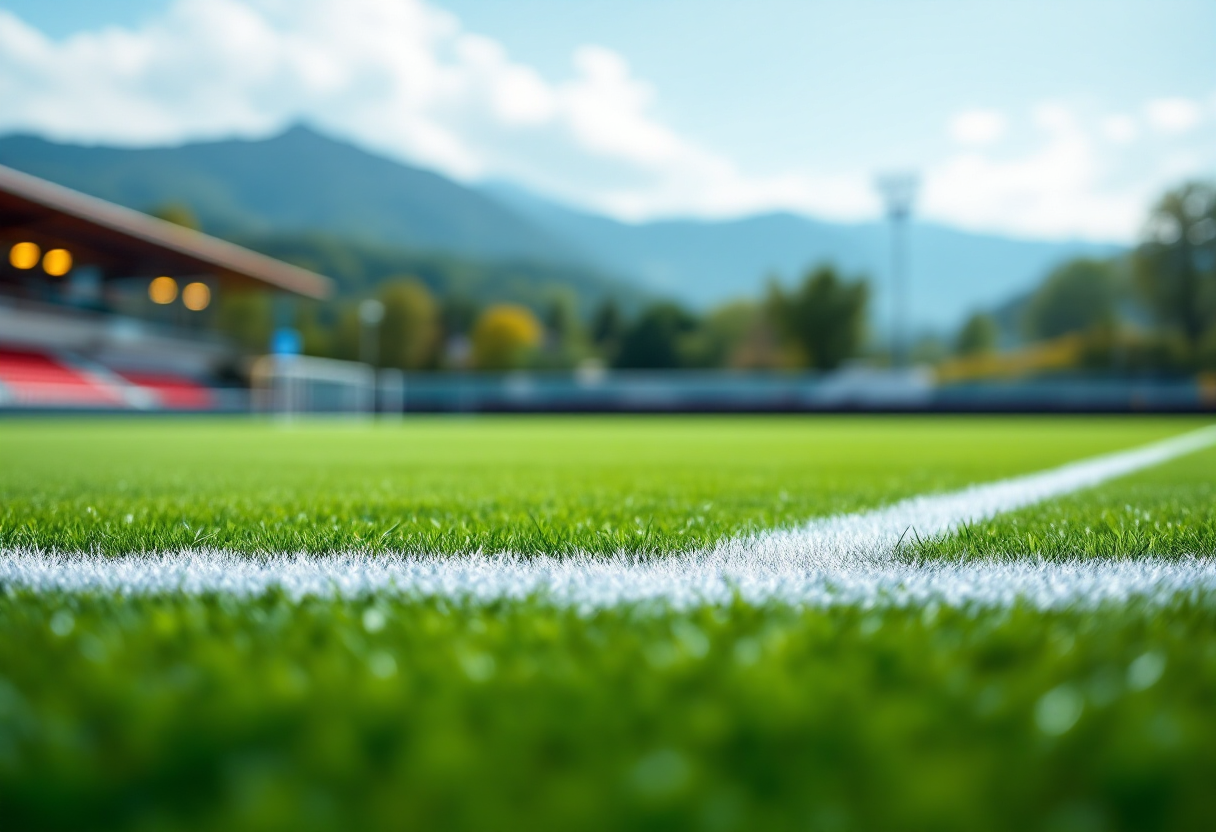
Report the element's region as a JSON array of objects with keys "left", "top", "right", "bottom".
[
  {"left": 949, "top": 180, "right": 1216, "bottom": 374},
  {"left": 215, "top": 264, "right": 871, "bottom": 373}
]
